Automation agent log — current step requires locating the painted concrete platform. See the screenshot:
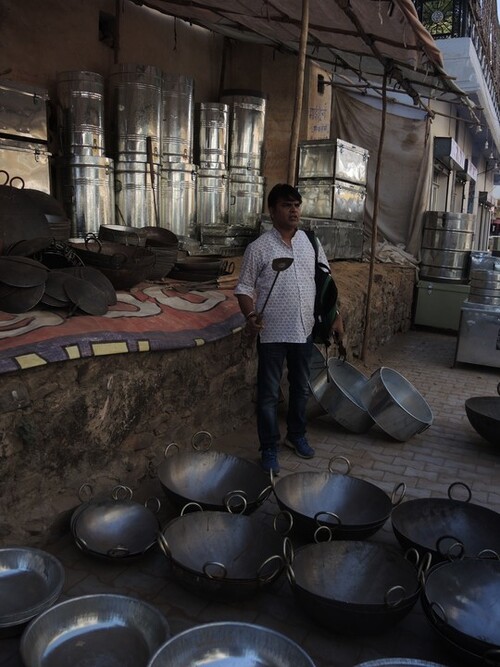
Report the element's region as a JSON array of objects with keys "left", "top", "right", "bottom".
[{"left": 2, "top": 329, "right": 499, "bottom": 667}]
